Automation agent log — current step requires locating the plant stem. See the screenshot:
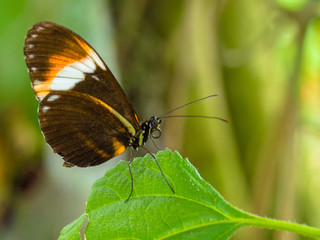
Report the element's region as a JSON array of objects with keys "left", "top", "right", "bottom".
[{"left": 237, "top": 215, "right": 320, "bottom": 239}]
